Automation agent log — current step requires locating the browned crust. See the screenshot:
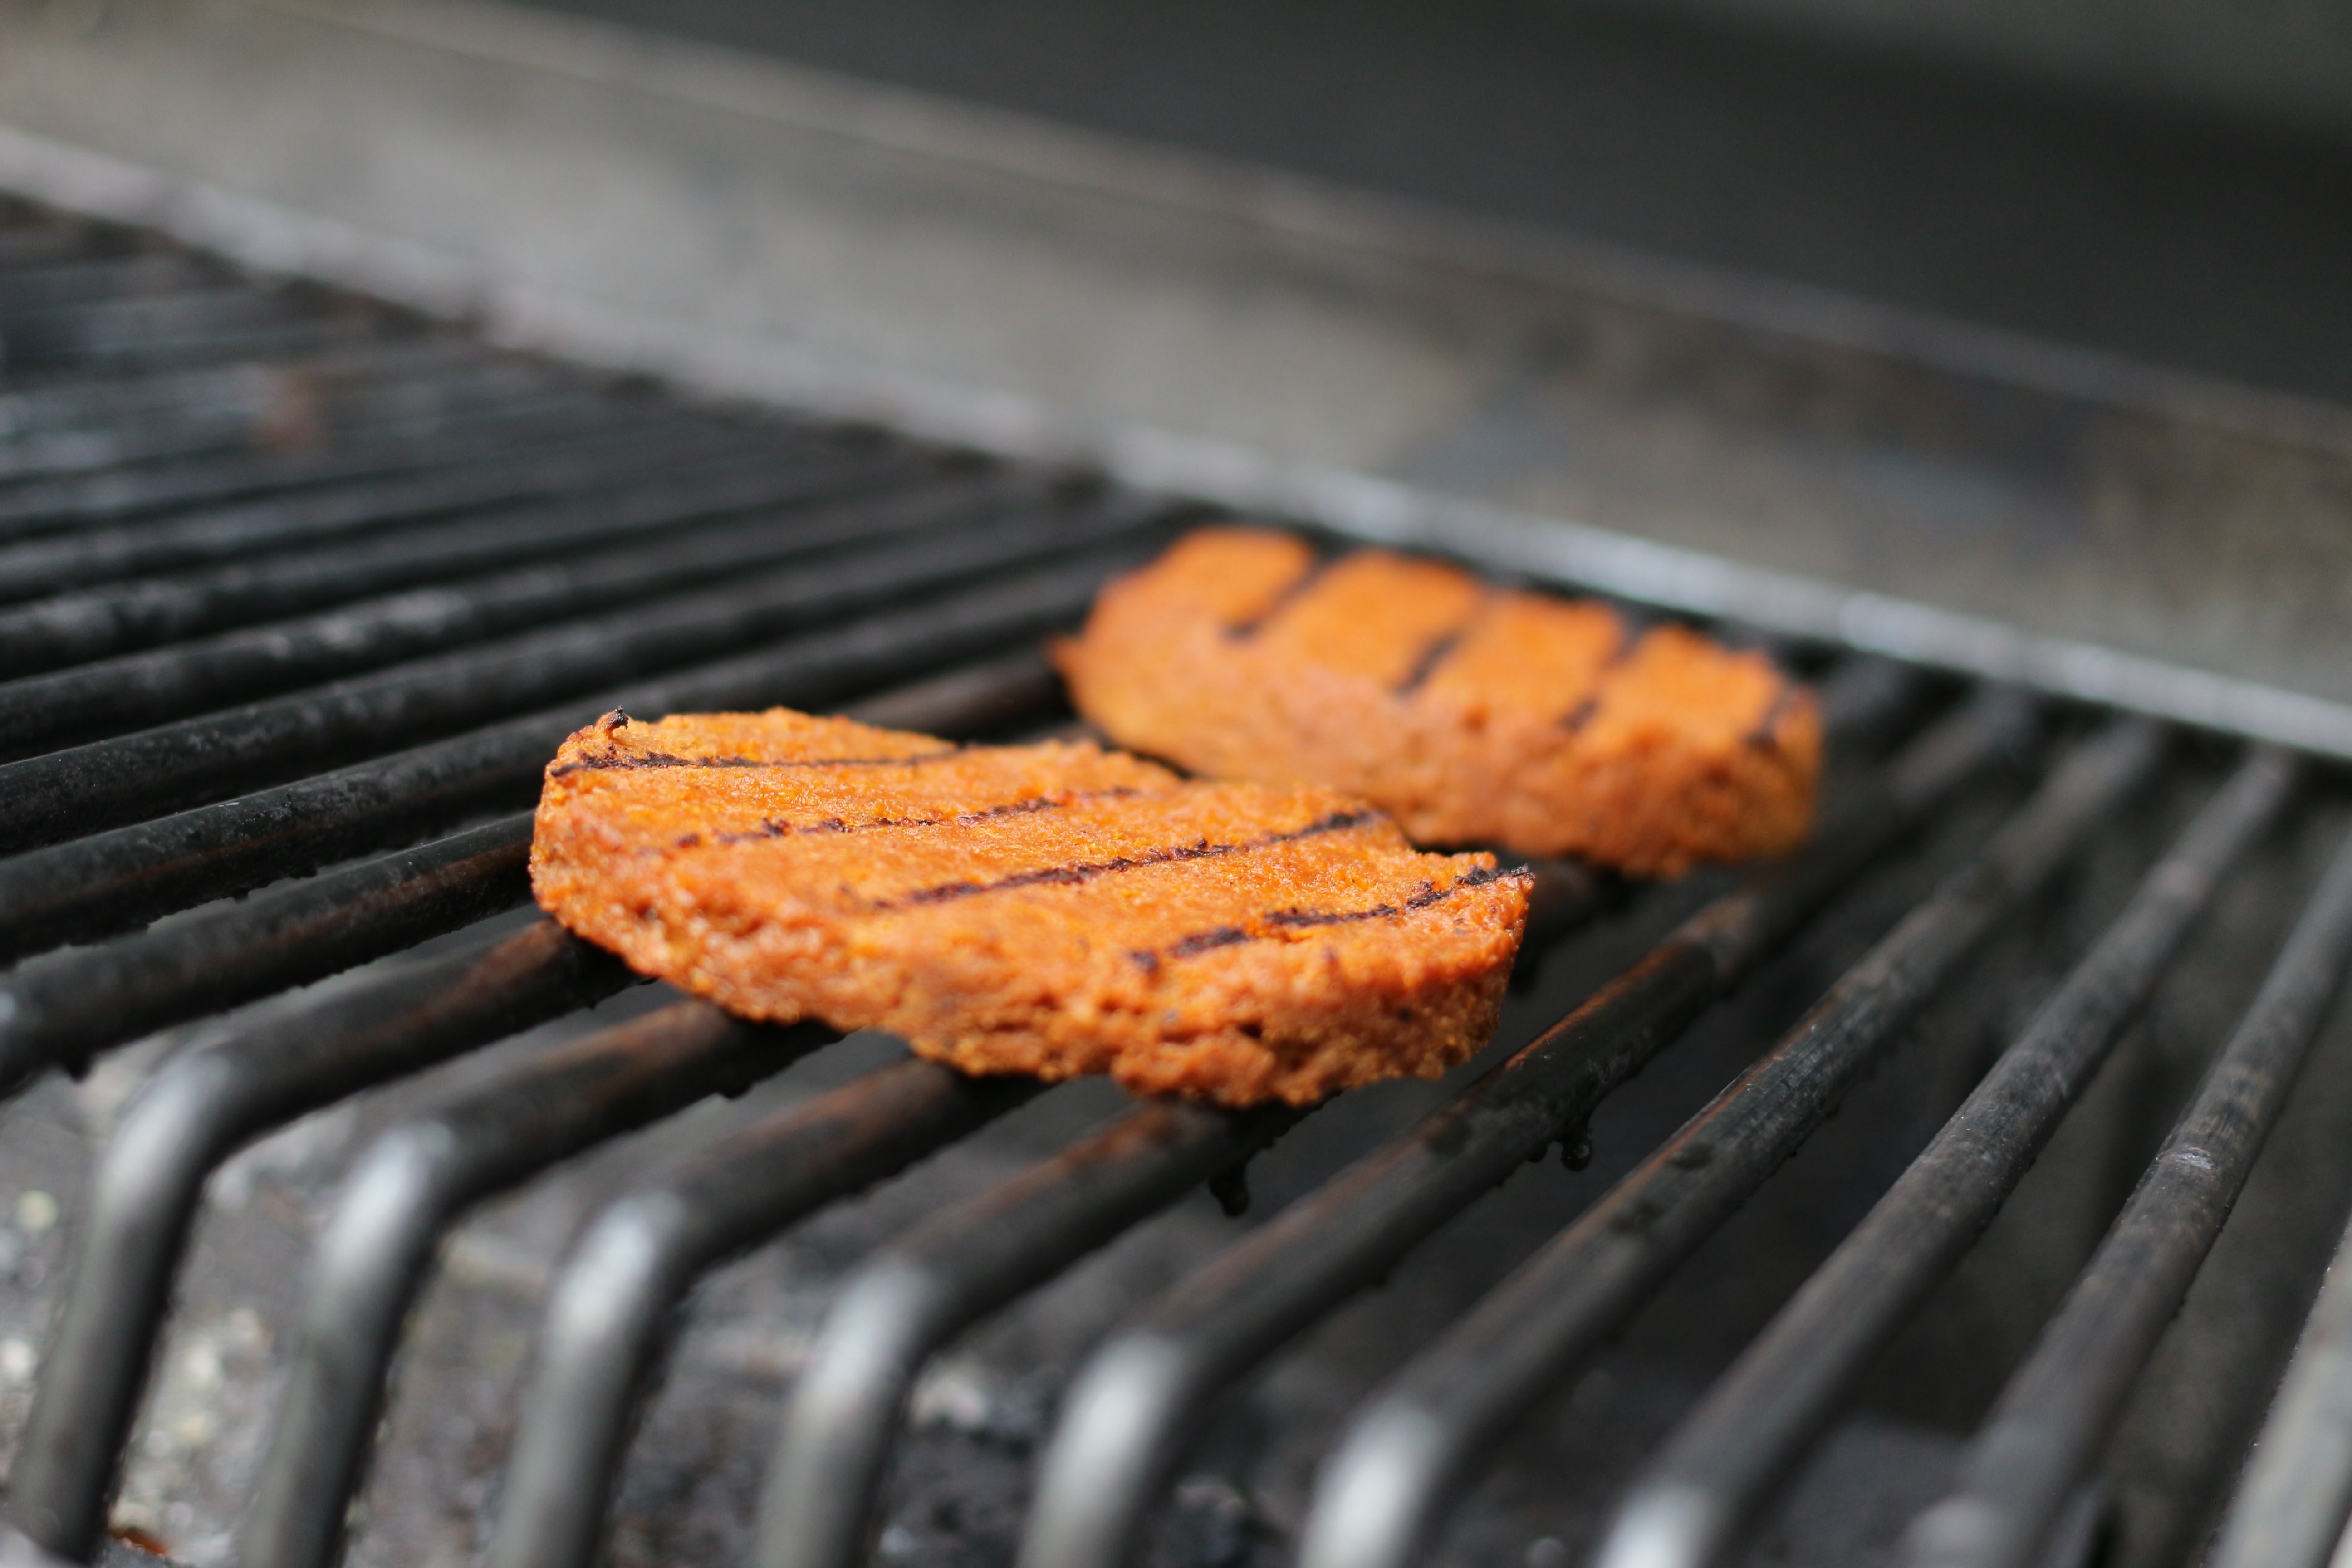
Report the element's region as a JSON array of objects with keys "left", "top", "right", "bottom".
[
  {"left": 531, "top": 706, "right": 1530, "bottom": 1106},
  {"left": 1052, "top": 528, "right": 1823, "bottom": 876}
]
